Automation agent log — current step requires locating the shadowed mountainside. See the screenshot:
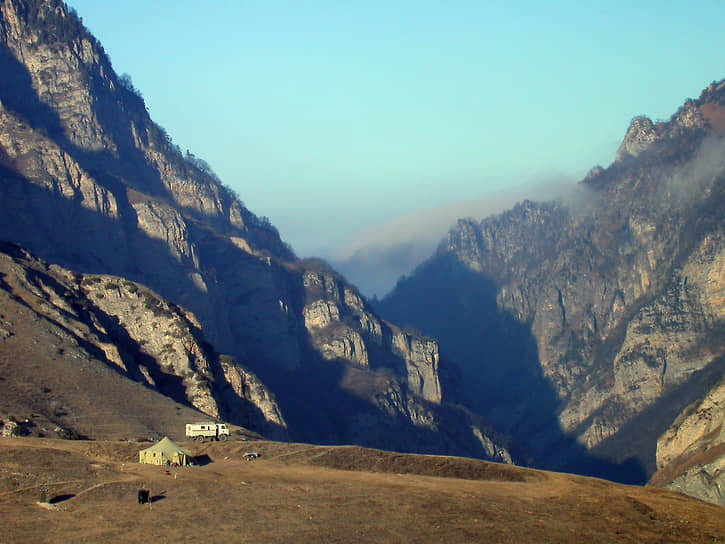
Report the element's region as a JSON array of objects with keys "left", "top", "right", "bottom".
[
  {"left": 378, "top": 81, "right": 725, "bottom": 497},
  {"left": 0, "top": 0, "right": 511, "bottom": 463}
]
